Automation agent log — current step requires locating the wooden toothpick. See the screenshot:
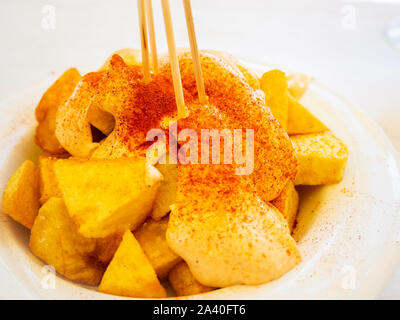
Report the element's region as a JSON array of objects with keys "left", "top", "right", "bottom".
[
  {"left": 161, "top": 0, "right": 187, "bottom": 118},
  {"left": 145, "top": 0, "right": 159, "bottom": 74},
  {"left": 183, "top": 0, "right": 207, "bottom": 104},
  {"left": 137, "top": 0, "right": 151, "bottom": 83}
]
